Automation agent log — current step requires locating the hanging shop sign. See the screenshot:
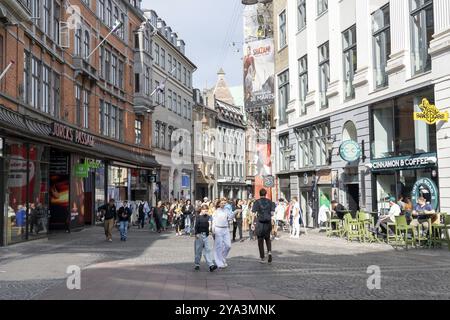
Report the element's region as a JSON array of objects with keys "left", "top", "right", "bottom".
[
  {"left": 263, "top": 175, "right": 275, "bottom": 188},
  {"left": 411, "top": 178, "right": 439, "bottom": 210},
  {"left": 50, "top": 122, "right": 95, "bottom": 147},
  {"left": 339, "top": 140, "right": 361, "bottom": 162},
  {"left": 85, "top": 158, "right": 103, "bottom": 169},
  {"left": 371, "top": 153, "right": 437, "bottom": 172},
  {"left": 413, "top": 98, "right": 449, "bottom": 125},
  {"left": 74, "top": 163, "right": 89, "bottom": 178}
]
